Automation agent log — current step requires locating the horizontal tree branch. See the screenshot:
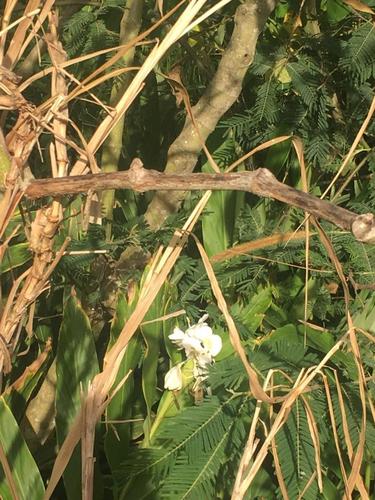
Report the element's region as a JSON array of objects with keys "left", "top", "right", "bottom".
[{"left": 23, "top": 159, "right": 375, "bottom": 244}]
